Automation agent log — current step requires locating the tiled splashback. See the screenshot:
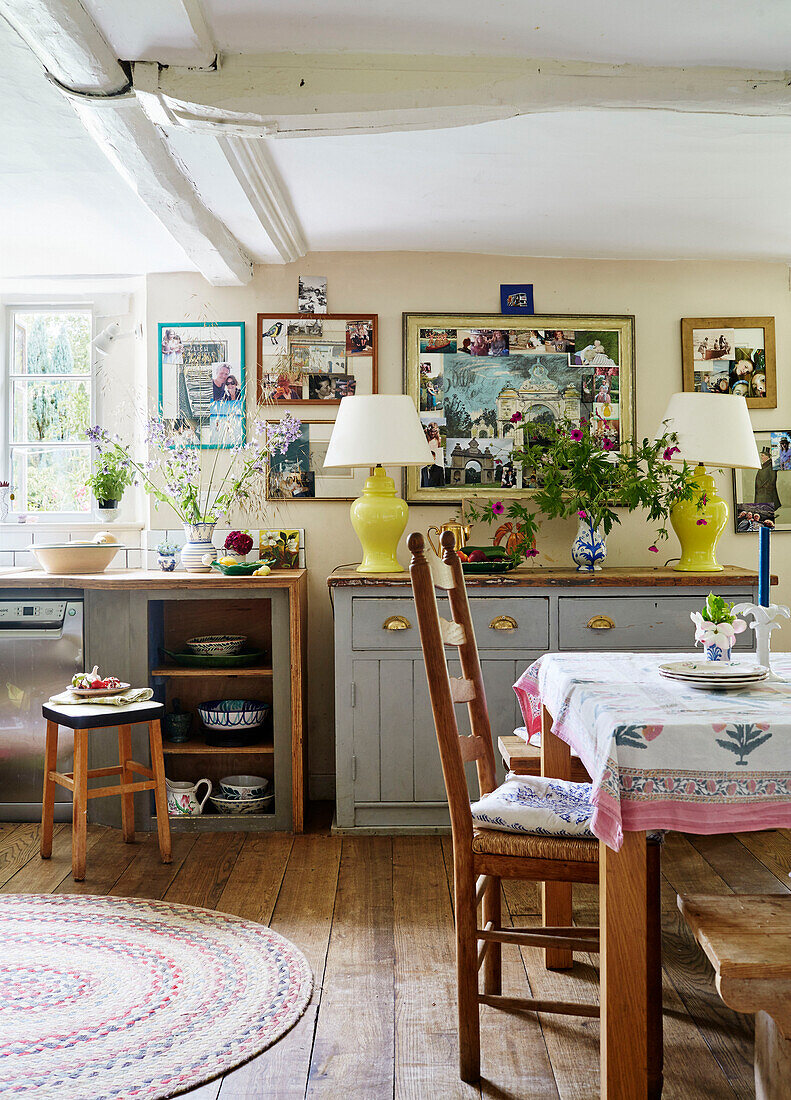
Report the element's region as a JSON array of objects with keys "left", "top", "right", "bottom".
[{"left": 0, "top": 525, "right": 143, "bottom": 569}]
